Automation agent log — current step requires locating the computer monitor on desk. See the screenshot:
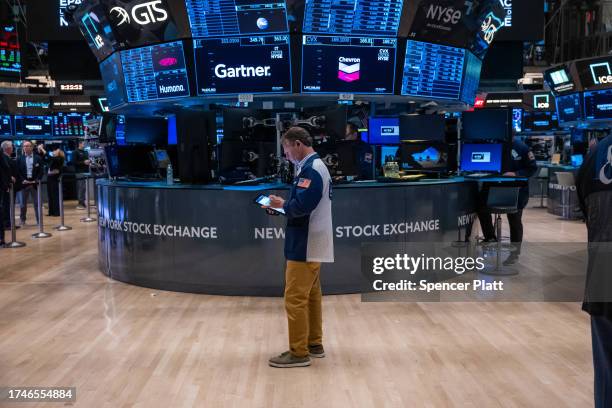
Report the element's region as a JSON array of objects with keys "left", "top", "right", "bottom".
[
  {"left": 399, "top": 141, "right": 449, "bottom": 173},
  {"left": 460, "top": 143, "right": 503, "bottom": 174}
]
